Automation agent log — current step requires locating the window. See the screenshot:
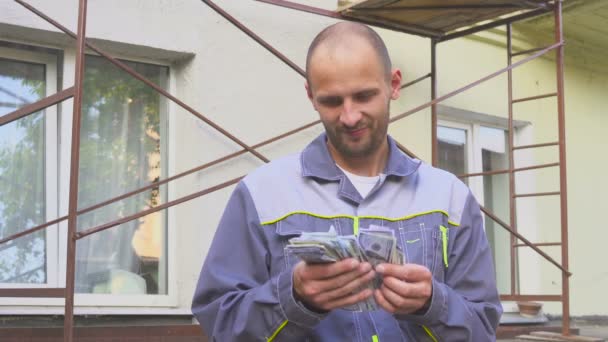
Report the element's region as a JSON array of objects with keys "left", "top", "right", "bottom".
[
  {"left": 74, "top": 55, "right": 169, "bottom": 296},
  {"left": 0, "top": 46, "right": 59, "bottom": 288},
  {"left": 0, "top": 47, "right": 171, "bottom": 303},
  {"left": 438, "top": 118, "right": 512, "bottom": 294}
]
